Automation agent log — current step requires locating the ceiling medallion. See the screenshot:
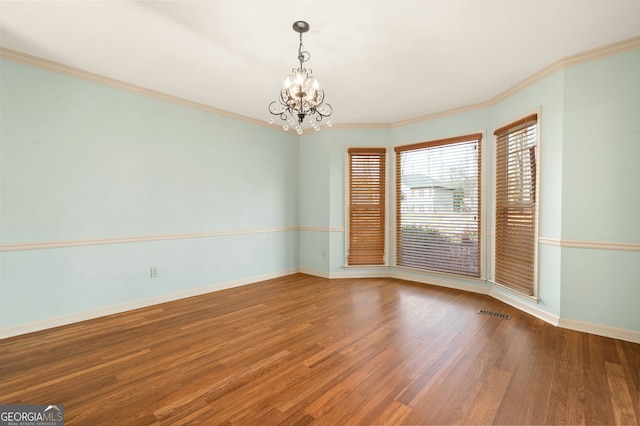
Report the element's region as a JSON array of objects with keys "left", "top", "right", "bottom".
[{"left": 268, "top": 21, "right": 333, "bottom": 134}]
